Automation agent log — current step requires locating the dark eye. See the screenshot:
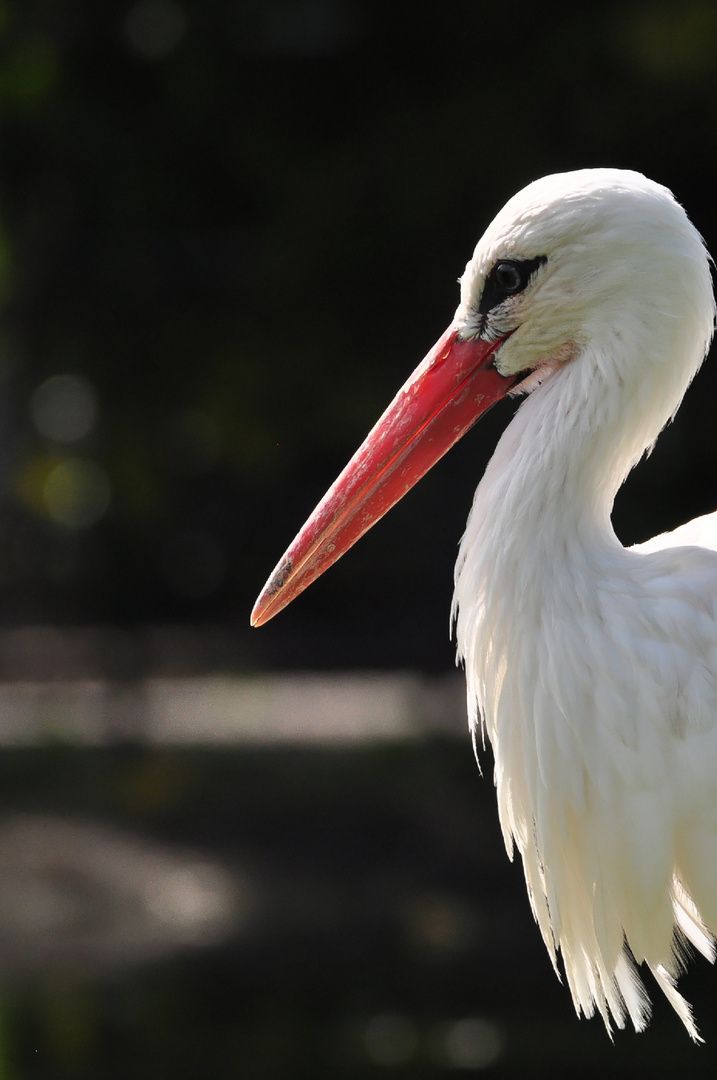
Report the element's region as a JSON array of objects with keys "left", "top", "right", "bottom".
[
  {"left": 494, "top": 262, "right": 523, "bottom": 293},
  {"left": 478, "top": 255, "right": 547, "bottom": 315}
]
